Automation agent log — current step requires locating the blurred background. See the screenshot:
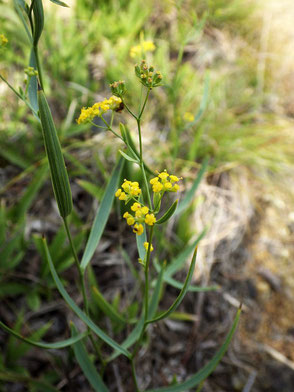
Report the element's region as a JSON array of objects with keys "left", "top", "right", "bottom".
[{"left": 0, "top": 0, "right": 294, "bottom": 390}]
